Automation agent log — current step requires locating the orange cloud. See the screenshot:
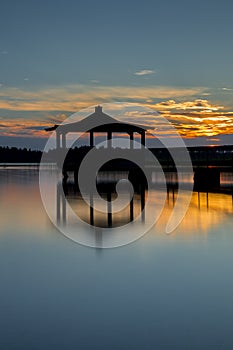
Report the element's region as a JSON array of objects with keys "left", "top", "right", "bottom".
[
  {"left": 0, "top": 84, "right": 205, "bottom": 112},
  {"left": 0, "top": 85, "right": 233, "bottom": 141},
  {"left": 150, "top": 99, "right": 233, "bottom": 138},
  {"left": 154, "top": 99, "right": 223, "bottom": 112},
  {"left": 0, "top": 119, "right": 51, "bottom": 138}
]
